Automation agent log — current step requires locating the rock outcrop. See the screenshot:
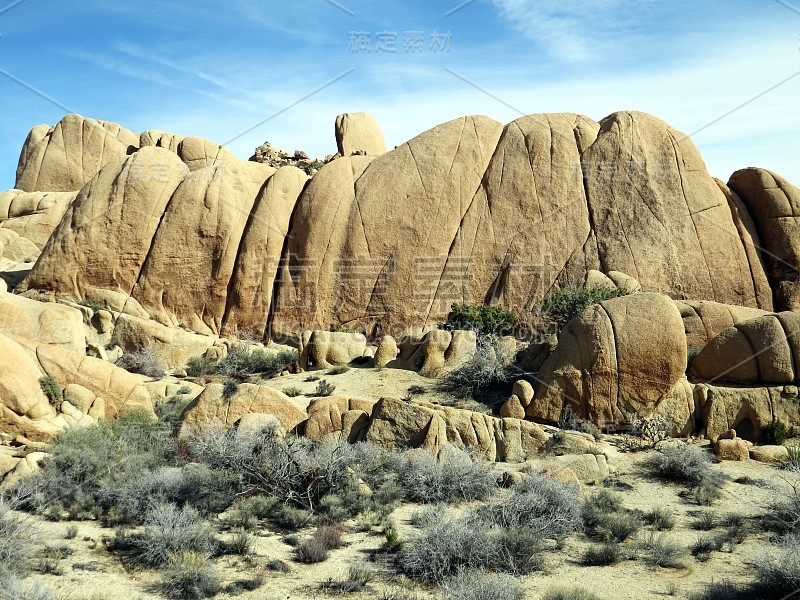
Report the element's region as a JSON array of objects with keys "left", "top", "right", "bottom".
[
  {"left": 364, "top": 397, "right": 548, "bottom": 462},
  {"left": 691, "top": 312, "right": 800, "bottom": 385},
  {"left": 16, "top": 114, "right": 139, "bottom": 193},
  {"left": 335, "top": 112, "right": 387, "bottom": 157},
  {"left": 528, "top": 293, "right": 694, "bottom": 433},
  {"left": 0, "top": 189, "right": 77, "bottom": 248},
  {"left": 16, "top": 111, "right": 793, "bottom": 338}
]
